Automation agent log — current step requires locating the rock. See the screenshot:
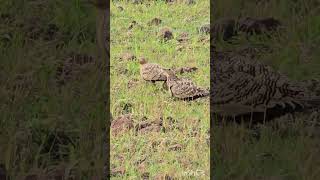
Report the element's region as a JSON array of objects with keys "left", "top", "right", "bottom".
[
  {"left": 111, "top": 114, "right": 134, "bottom": 136},
  {"left": 158, "top": 27, "right": 174, "bottom": 41},
  {"left": 135, "top": 117, "right": 163, "bottom": 133},
  {"left": 148, "top": 18, "right": 162, "bottom": 26},
  {"left": 128, "top": 20, "right": 138, "bottom": 30},
  {"left": 117, "top": 6, "right": 124, "bottom": 11}
]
